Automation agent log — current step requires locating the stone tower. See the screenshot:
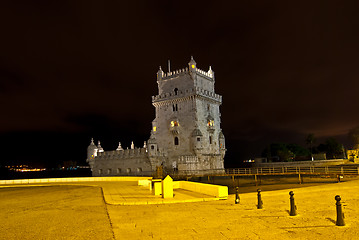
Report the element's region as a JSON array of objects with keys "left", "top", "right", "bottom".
[{"left": 150, "top": 57, "right": 226, "bottom": 174}]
